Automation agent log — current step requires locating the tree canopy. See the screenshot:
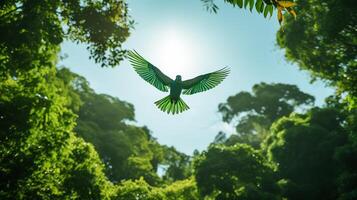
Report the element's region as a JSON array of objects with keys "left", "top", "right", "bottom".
[
  {"left": 1, "top": 0, "right": 356, "bottom": 200},
  {"left": 276, "top": 0, "right": 357, "bottom": 107},
  {"left": 194, "top": 144, "right": 280, "bottom": 200},
  {"left": 218, "top": 82, "right": 314, "bottom": 147},
  {"left": 0, "top": 0, "right": 132, "bottom": 70},
  {"left": 264, "top": 107, "right": 348, "bottom": 200}
]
